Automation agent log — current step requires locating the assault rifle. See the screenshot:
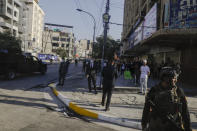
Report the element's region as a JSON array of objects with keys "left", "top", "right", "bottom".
[{"left": 148, "top": 100, "right": 184, "bottom": 131}]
